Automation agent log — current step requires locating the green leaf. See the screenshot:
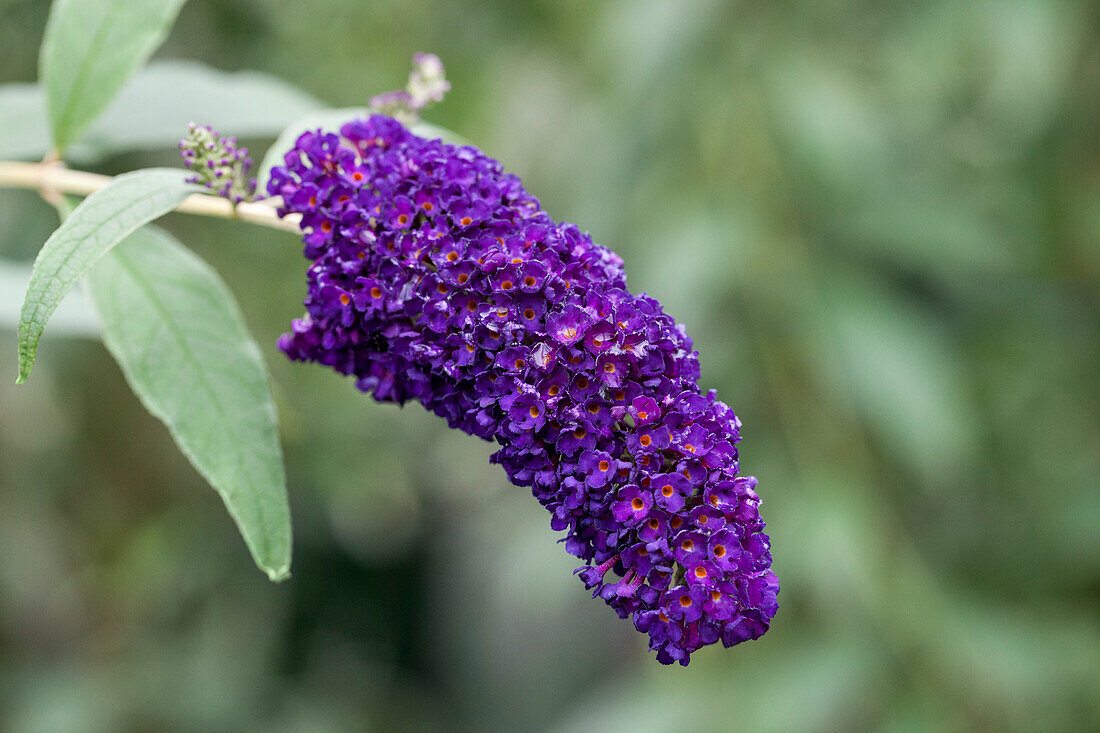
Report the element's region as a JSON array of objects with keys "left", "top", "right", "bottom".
[
  {"left": 16, "top": 168, "right": 197, "bottom": 383},
  {"left": 0, "top": 61, "right": 323, "bottom": 163},
  {"left": 0, "top": 83, "right": 51, "bottom": 161},
  {"left": 411, "top": 120, "right": 472, "bottom": 149},
  {"left": 39, "top": 0, "right": 189, "bottom": 154},
  {"left": 86, "top": 226, "right": 291, "bottom": 580},
  {"left": 72, "top": 60, "right": 325, "bottom": 161},
  {"left": 258, "top": 108, "right": 471, "bottom": 190},
  {"left": 0, "top": 258, "right": 99, "bottom": 338}
]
